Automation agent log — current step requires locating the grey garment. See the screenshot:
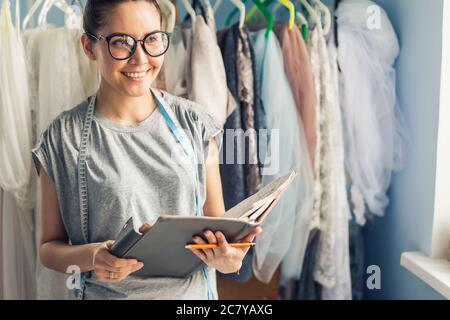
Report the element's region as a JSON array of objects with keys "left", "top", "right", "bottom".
[
  {"left": 31, "top": 91, "right": 223, "bottom": 300},
  {"left": 278, "top": 231, "right": 322, "bottom": 300},
  {"left": 349, "top": 220, "right": 365, "bottom": 300}
]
